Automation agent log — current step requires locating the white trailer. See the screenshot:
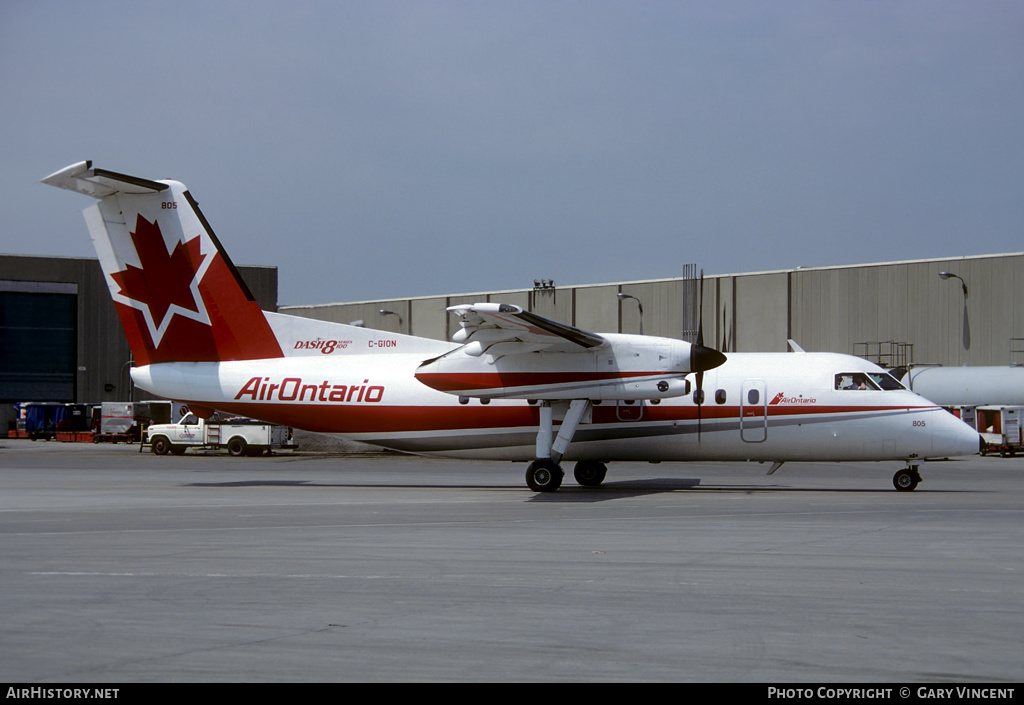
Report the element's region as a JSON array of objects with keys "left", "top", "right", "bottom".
[
  {"left": 973, "top": 406, "right": 1023, "bottom": 457},
  {"left": 146, "top": 411, "right": 295, "bottom": 456},
  {"left": 900, "top": 365, "right": 1024, "bottom": 407}
]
